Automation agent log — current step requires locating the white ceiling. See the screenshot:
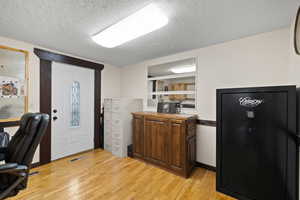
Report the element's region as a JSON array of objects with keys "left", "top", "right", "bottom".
[{"left": 0, "top": 0, "right": 299, "bottom": 67}]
